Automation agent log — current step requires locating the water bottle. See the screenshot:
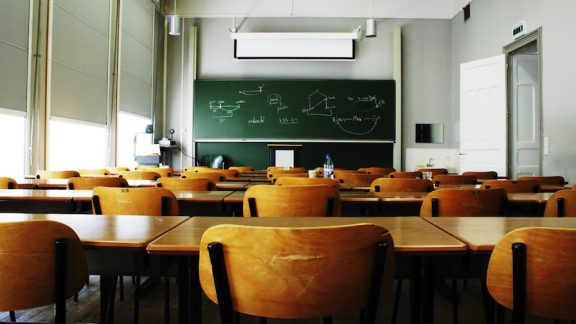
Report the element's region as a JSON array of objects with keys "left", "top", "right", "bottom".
[{"left": 323, "top": 153, "right": 334, "bottom": 179}]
